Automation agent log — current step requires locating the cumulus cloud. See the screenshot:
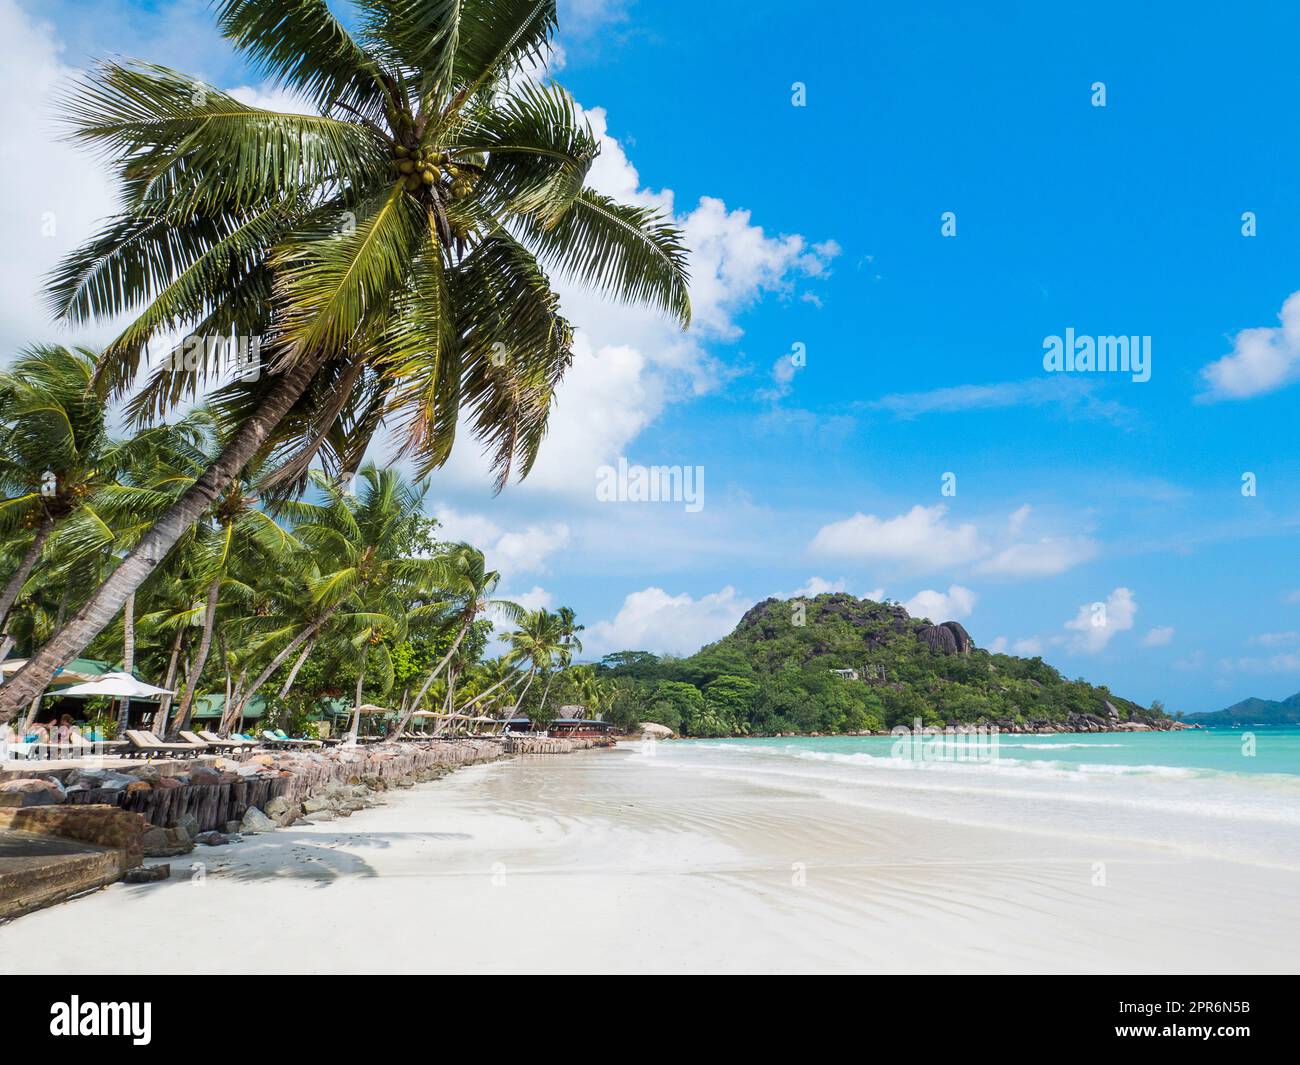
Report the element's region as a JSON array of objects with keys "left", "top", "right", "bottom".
[
  {"left": 584, "top": 586, "right": 748, "bottom": 657},
  {"left": 0, "top": 0, "right": 119, "bottom": 352},
  {"left": 1141, "top": 625, "right": 1175, "bottom": 647},
  {"left": 976, "top": 536, "right": 1098, "bottom": 578},
  {"left": 903, "top": 585, "right": 976, "bottom": 622},
  {"left": 1200, "top": 291, "right": 1300, "bottom": 400},
  {"left": 810, "top": 503, "right": 1097, "bottom": 581},
  {"left": 1012, "top": 637, "right": 1044, "bottom": 656},
  {"left": 1064, "top": 587, "right": 1137, "bottom": 653},
  {"left": 438, "top": 104, "right": 838, "bottom": 497},
  {"left": 780, "top": 576, "right": 847, "bottom": 598},
  {"left": 432, "top": 503, "right": 570, "bottom": 580},
  {"left": 809, "top": 505, "right": 985, "bottom": 570},
  {"left": 507, "top": 586, "right": 555, "bottom": 613}
]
